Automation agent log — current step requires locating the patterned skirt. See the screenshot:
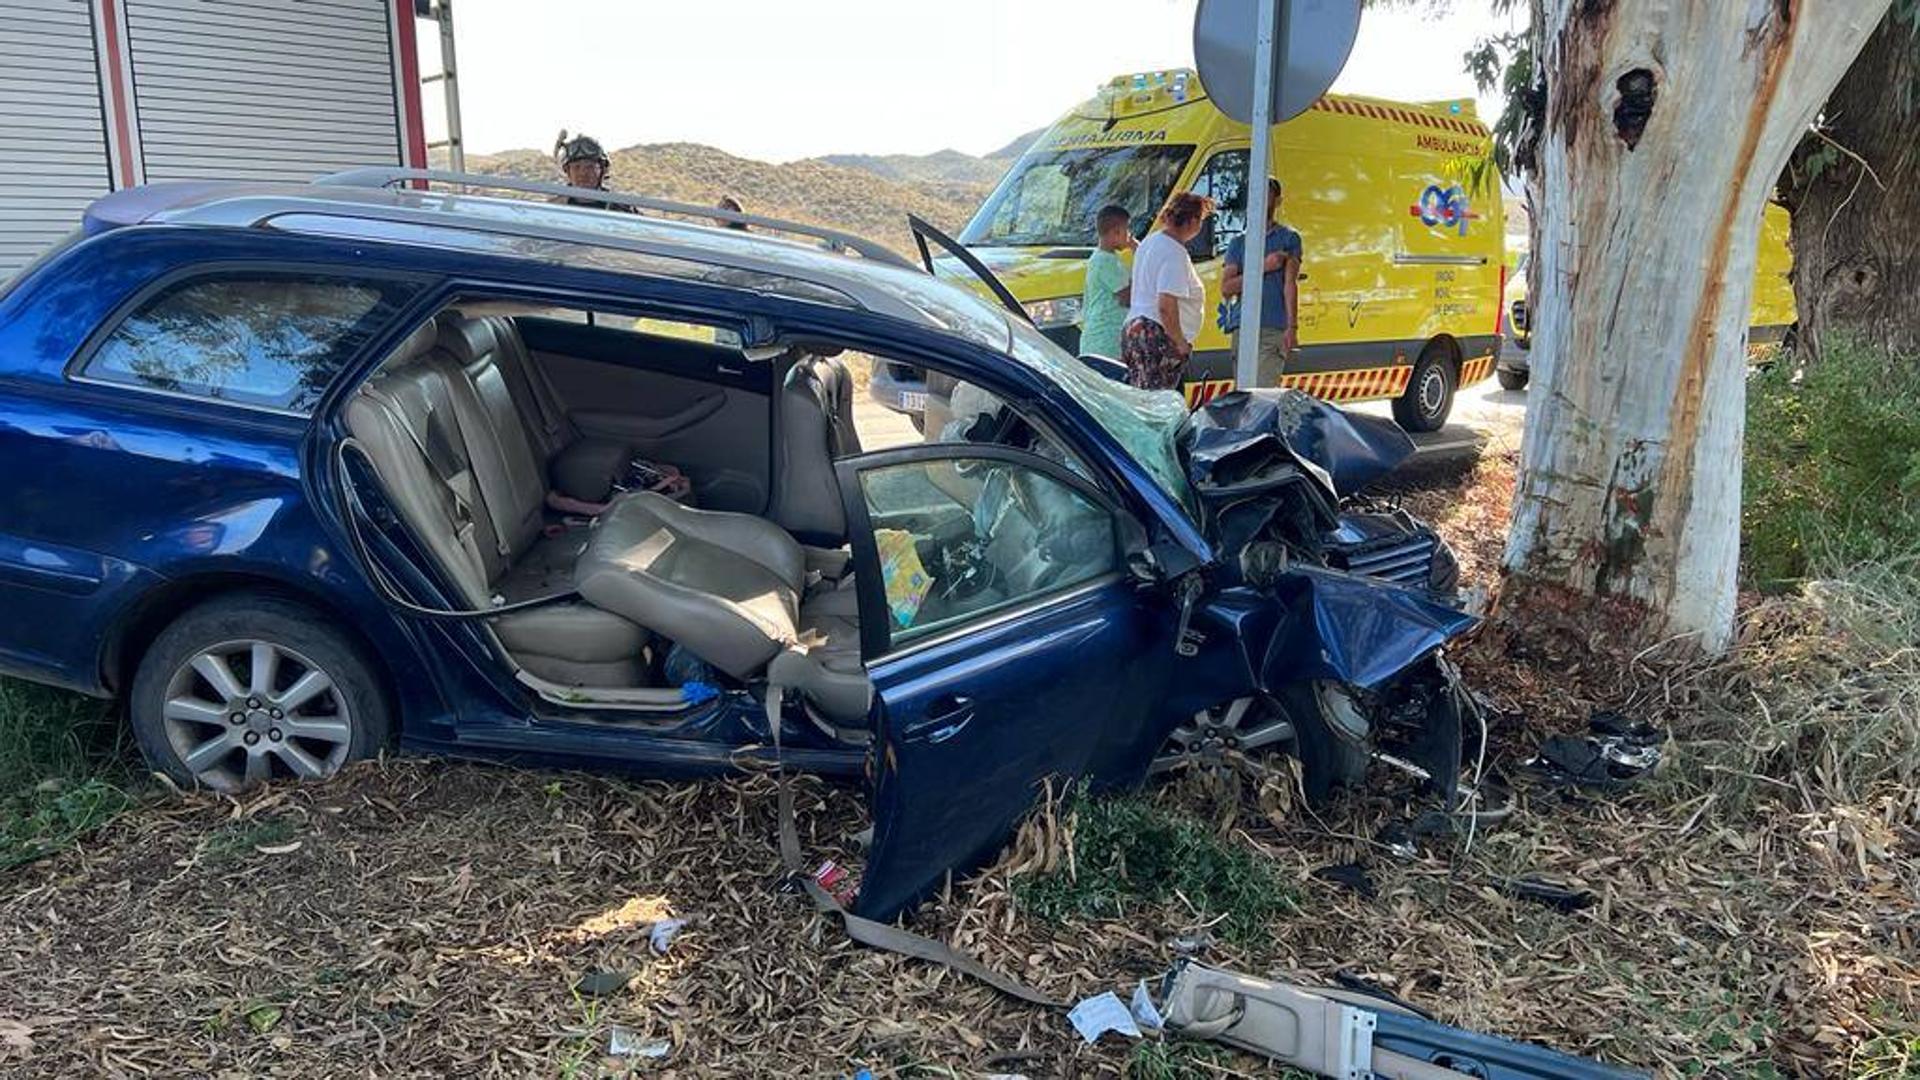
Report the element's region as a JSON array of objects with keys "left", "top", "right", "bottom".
[{"left": 1120, "top": 317, "right": 1187, "bottom": 391}]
